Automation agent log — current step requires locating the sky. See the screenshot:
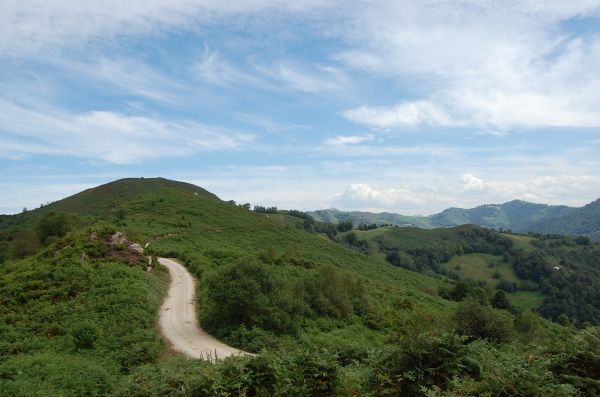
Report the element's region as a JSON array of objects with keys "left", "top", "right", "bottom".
[{"left": 1, "top": 1, "right": 600, "bottom": 215}]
